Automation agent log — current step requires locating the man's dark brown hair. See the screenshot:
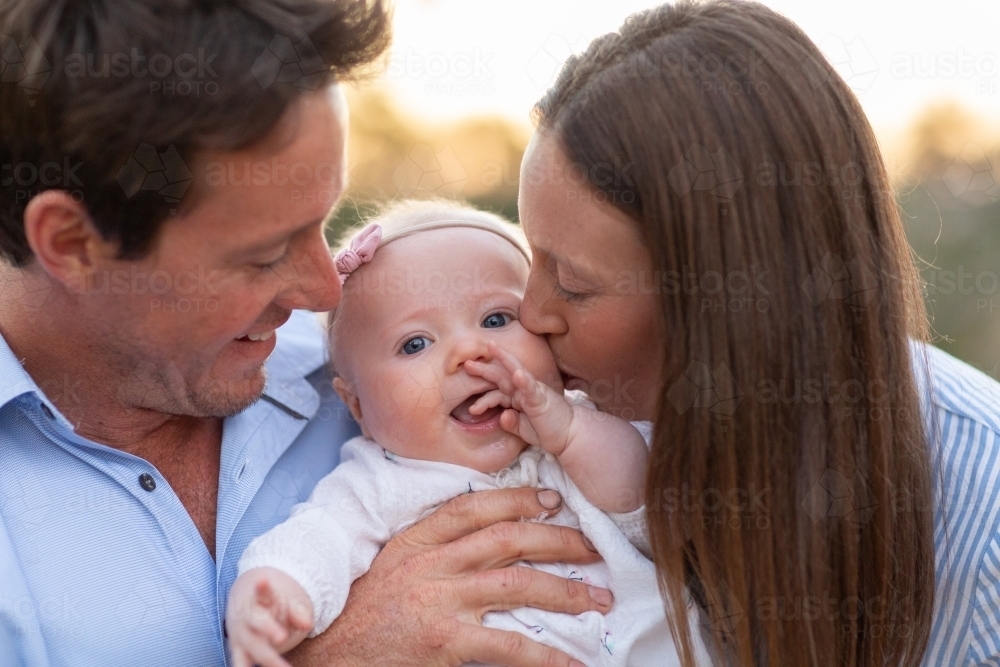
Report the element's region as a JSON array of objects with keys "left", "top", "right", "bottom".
[{"left": 0, "top": 0, "right": 391, "bottom": 266}]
